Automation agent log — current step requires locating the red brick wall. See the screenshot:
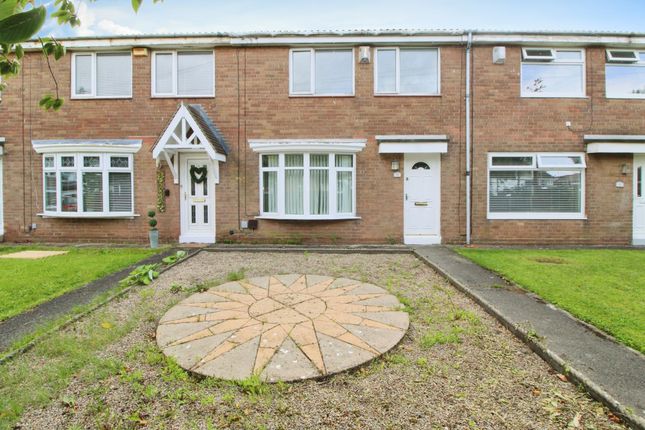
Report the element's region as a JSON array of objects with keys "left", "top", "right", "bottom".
[
  {"left": 1, "top": 43, "right": 642, "bottom": 245},
  {"left": 471, "top": 46, "right": 642, "bottom": 244},
  {"left": 0, "top": 46, "right": 465, "bottom": 244}
]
